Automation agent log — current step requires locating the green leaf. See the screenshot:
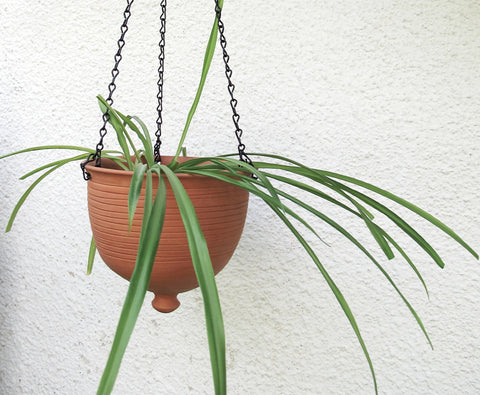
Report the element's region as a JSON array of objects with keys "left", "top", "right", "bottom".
[
  {"left": 2, "top": 147, "right": 127, "bottom": 232},
  {"left": 161, "top": 165, "right": 226, "bottom": 395},
  {"left": 253, "top": 156, "right": 473, "bottom": 266},
  {"left": 263, "top": 171, "right": 361, "bottom": 218},
  {"left": 87, "top": 236, "right": 96, "bottom": 275},
  {"left": 97, "top": 95, "right": 135, "bottom": 169},
  {"left": 173, "top": 1, "right": 223, "bottom": 161},
  {"left": 341, "top": 190, "right": 395, "bottom": 260},
  {"left": 251, "top": 153, "right": 477, "bottom": 260},
  {"left": 178, "top": 157, "right": 284, "bottom": 211},
  {"left": 333, "top": 182, "right": 446, "bottom": 268},
  {"left": 130, "top": 116, "right": 152, "bottom": 143},
  {"left": 256, "top": 160, "right": 396, "bottom": 258},
  {"left": 116, "top": 111, "right": 154, "bottom": 168},
  {"left": 20, "top": 154, "right": 90, "bottom": 179},
  {"left": 130, "top": 115, "right": 154, "bottom": 167},
  {"left": 378, "top": 227, "right": 429, "bottom": 298},
  {"left": 0, "top": 145, "right": 95, "bottom": 160},
  {"left": 230, "top": 166, "right": 429, "bottom": 298},
  {"left": 319, "top": 169, "right": 479, "bottom": 260},
  {"left": 128, "top": 162, "right": 147, "bottom": 229},
  {"left": 97, "top": 170, "right": 166, "bottom": 395},
  {"left": 271, "top": 184, "right": 432, "bottom": 348},
  {"left": 6, "top": 164, "right": 63, "bottom": 232},
  {"left": 262, "top": 170, "right": 429, "bottom": 297},
  {"left": 265, "top": 202, "right": 378, "bottom": 394},
  {"left": 189, "top": 166, "right": 328, "bottom": 245},
  {"left": 182, "top": 165, "right": 434, "bottom": 386},
  {"left": 101, "top": 154, "right": 131, "bottom": 171}
]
